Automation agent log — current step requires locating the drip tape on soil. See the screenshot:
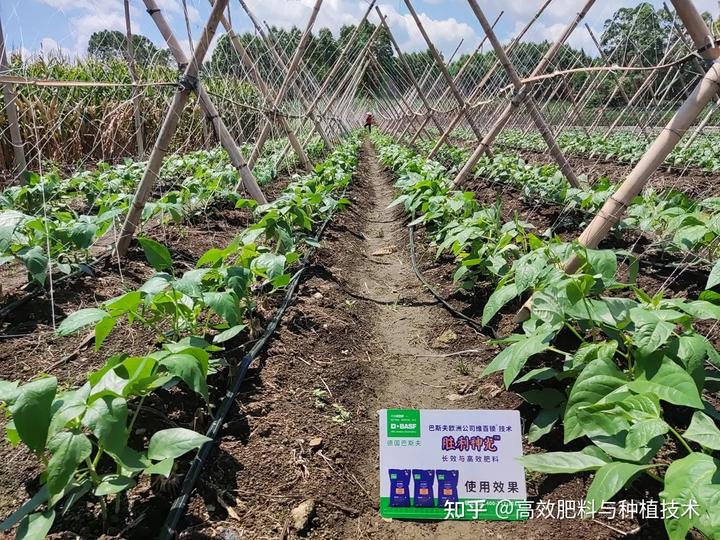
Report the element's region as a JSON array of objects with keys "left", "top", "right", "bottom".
[{"left": 159, "top": 180, "right": 351, "bottom": 539}]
